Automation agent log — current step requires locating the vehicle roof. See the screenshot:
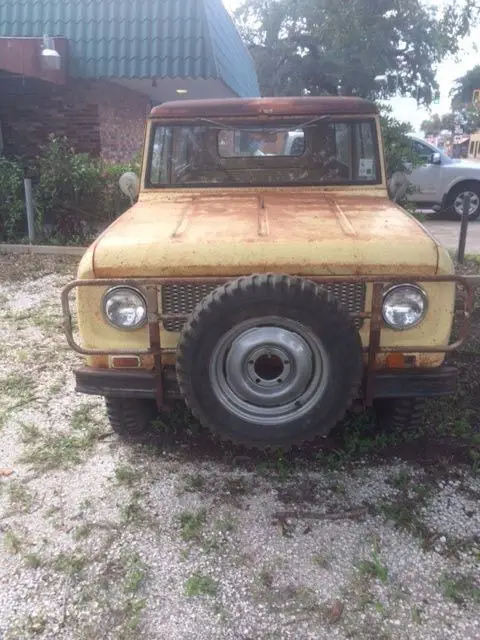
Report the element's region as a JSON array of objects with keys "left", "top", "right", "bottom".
[{"left": 149, "top": 96, "right": 379, "bottom": 119}]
